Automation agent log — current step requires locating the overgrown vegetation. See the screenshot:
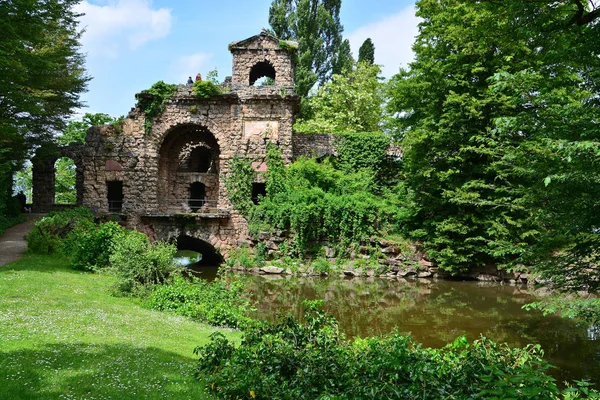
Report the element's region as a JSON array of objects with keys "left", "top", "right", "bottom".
[
  {"left": 136, "top": 81, "right": 178, "bottom": 134},
  {"left": 224, "top": 156, "right": 255, "bottom": 216},
  {"left": 26, "top": 207, "right": 94, "bottom": 254},
  {"left": 195, "top": 301, "right": 598, "bottom": 399},
  {"left": 147, "top": 276, "right": 252, "bottom": 328}
]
